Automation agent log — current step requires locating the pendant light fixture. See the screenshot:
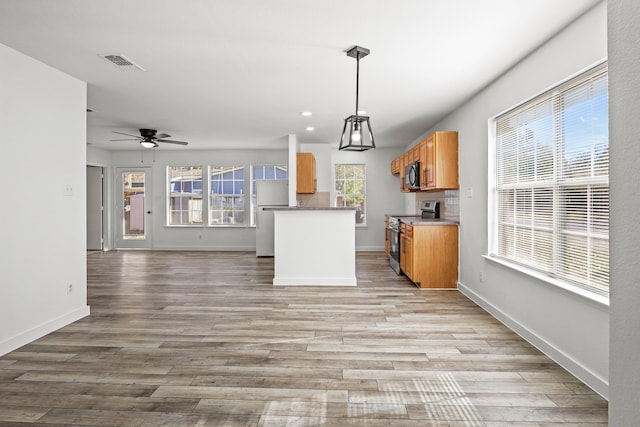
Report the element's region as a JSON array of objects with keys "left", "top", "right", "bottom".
[{"left": 339, "top": 45, "right": 376, "bottom": 151}]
